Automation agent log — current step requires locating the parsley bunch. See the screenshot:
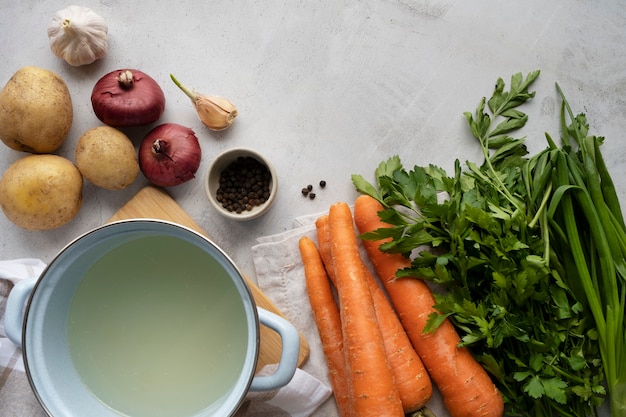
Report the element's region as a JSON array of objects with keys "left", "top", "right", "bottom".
[{"left": 352, "top": 71, "right": 618, "bottom": 416}]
